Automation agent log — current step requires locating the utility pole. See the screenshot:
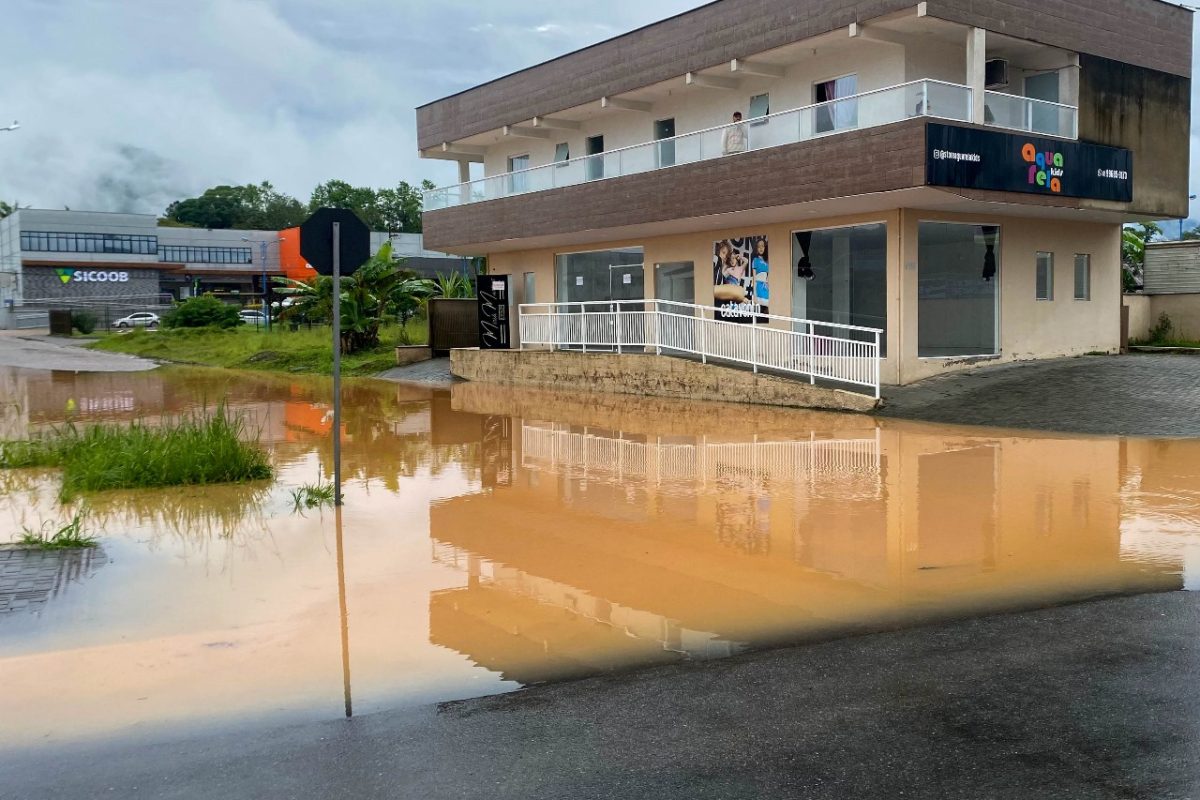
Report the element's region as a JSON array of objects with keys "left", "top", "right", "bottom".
[{"left": 242, "top": 235, "right": 284, "bottom": 330}]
